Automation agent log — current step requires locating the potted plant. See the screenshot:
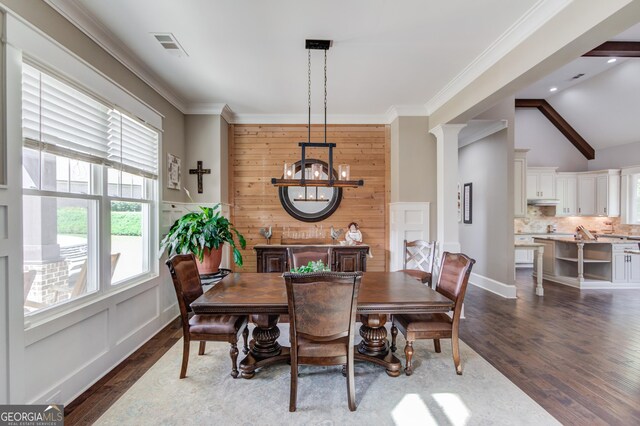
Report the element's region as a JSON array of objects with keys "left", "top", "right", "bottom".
[{"left": 161, "top": 204, "right": 246, "bottom": 274}]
